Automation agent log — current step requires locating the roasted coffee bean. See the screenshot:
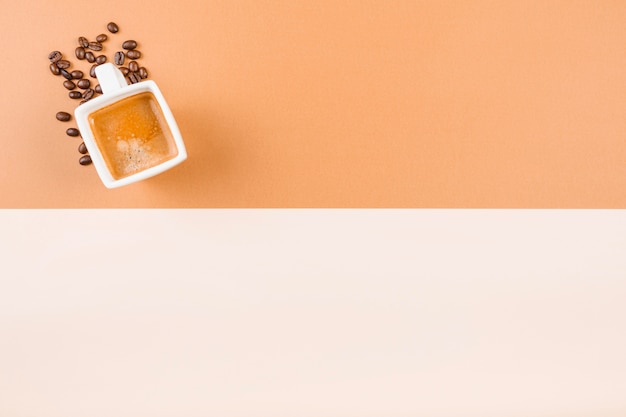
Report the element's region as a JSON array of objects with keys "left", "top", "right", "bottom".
[
  {"left": 85, "top": 51, "right": 95, "bottom": 63},
  {"left": 79, "top": 36, "right": 89, "bottom": 48},
  {"left": 79, "top": 99, "right": 87, "bottom": 105},
  {"left": 78, "top": 142, "right": 88, "bottom": 154},
  {"left": 119, "top": 66, "right": 129, "bottom": 76},
  {"left": 69, "top": 91, "right": 82, "bottom": 99},
  {"left": 128, "top": 60, "right": 138, "bottom": 72},
  {"left": 122, "top": 40, "right": 137, "bottom": 50},
  {"left": 60, "top": 69, "right": 73, "bottom": 80},
  {"left": 88, "top": 41, "right": 103, "bottom": 51},
  {"left": 94, "top": 84, "right": 102, "bottom": 94},
  {"left": 107, "top": 22, "right": 119, "bottom": 33},
  {"left": 66, "top": 128, "right": 80, "bottom": 137},
  {"left": 79, "top": 155, "right": 92, "bottom": 165},
  {"left": 49, "top": 63, "right": 61, "bottom": 75},
  {"left": 138, "top": 67, "right": 148, "bottom": 79},
  {"left": 126, "top": 50, "right": 141, "bottom": 59},
  {"left": 56, "top": 111, "right": 71, "bottom": 122},
  {"left": 114, "top": 51, "right": 125, "bottom": 65},
  {"left": 48, "top": 51, "right": 62, "bottom": 62},
  {"left": 63, "top": 80, "right": 76, "bottom": 90},
  {"left": 77, "top": 79, "right": 91, "bottom": 89},
  {"left": 71, "top": 70, "right": 84, "bottom": 79},
  {"left": 95, "top": 55, "right": 107, "bottom": 64},
  {"left": 128, "top": 72, "right": 140, "bottom": 84},
  {"left": 96, "top": 33, "right": 108, "bottom": 42},
  {"left": 75, "top": 46, "right": 86, "bottom": 60},
  {"left": 82, "top": 88, "right": 95, "bottom": 100},
  {"left": 90, "top": 64, "right": 98, "bottom": 78},
  {"left": 56, "top": 60, "right": 70, "bottom": 69}
]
